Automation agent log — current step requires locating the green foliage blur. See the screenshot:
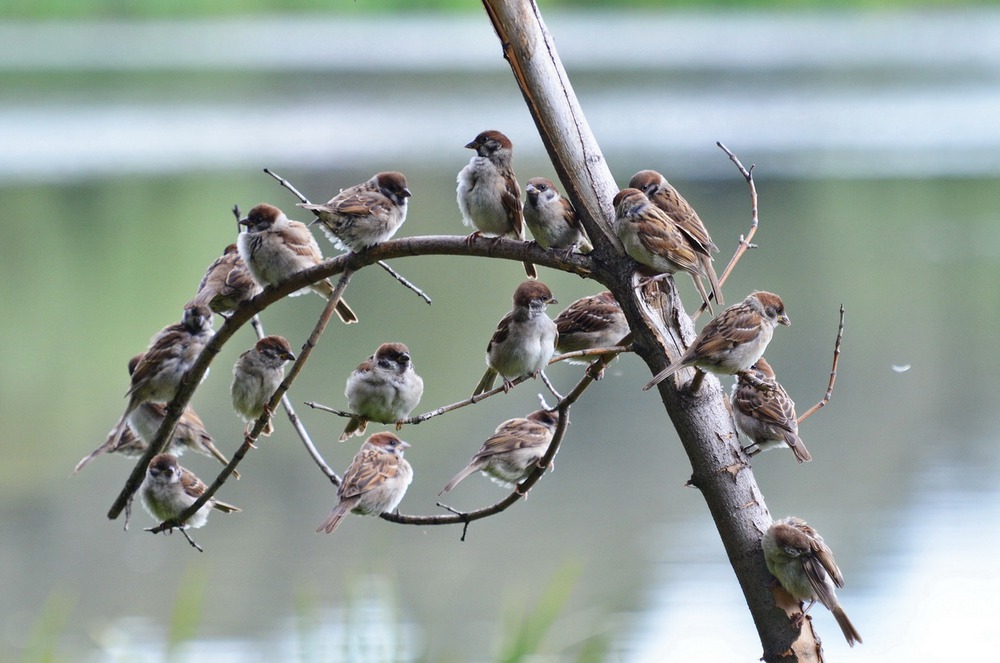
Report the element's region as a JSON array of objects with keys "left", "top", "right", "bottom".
[{"left": 3, "top": 0, "right": 994, "bottom": 20}]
